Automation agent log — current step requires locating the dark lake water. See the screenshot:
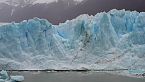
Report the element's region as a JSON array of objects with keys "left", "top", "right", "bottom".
[{"left": 11, "top": 72, "right": 145, "bottom": 82}]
